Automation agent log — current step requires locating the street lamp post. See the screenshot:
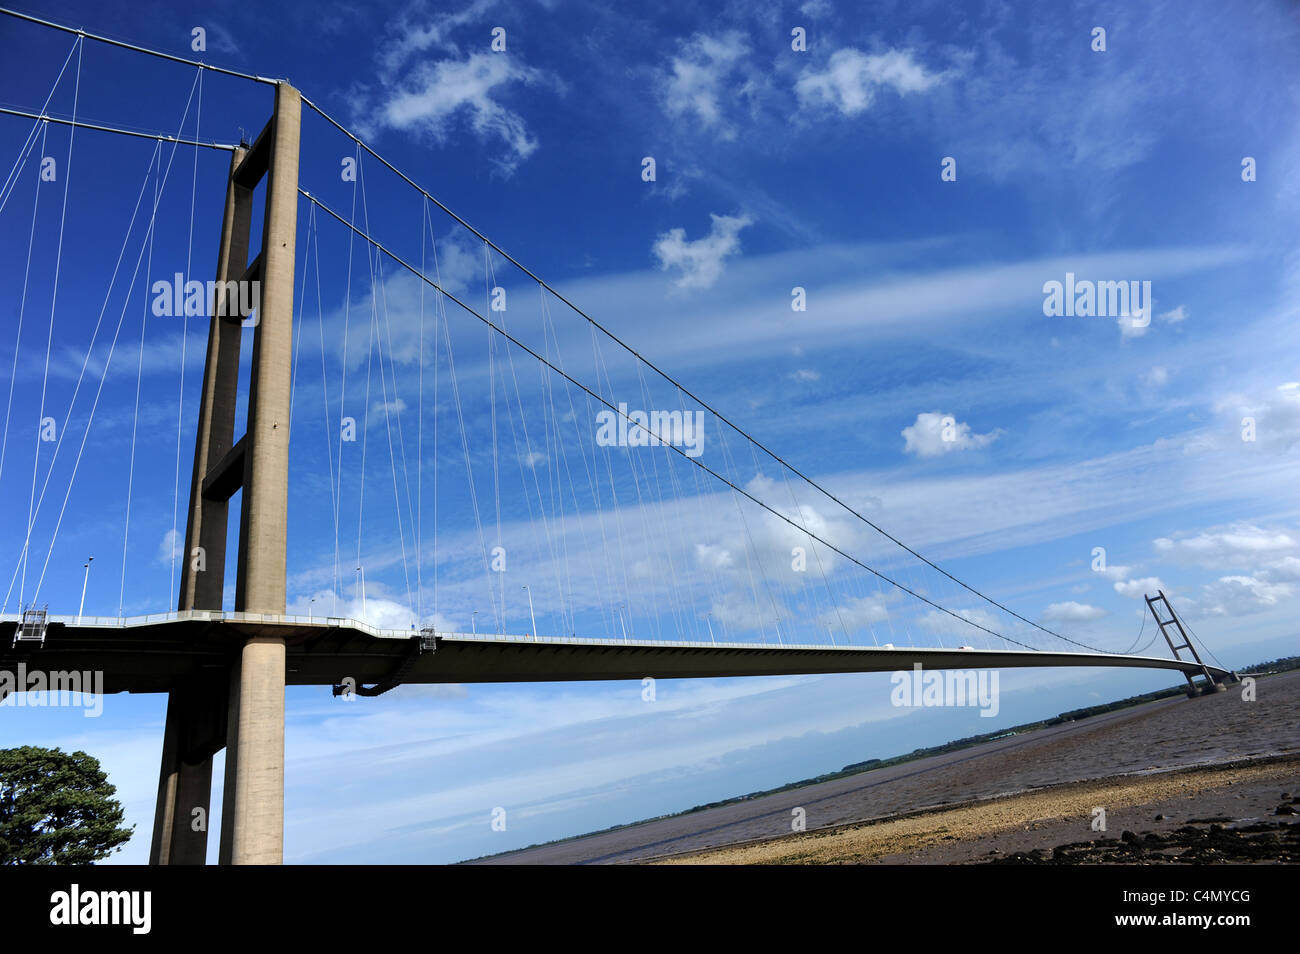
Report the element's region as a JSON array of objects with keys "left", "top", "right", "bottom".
[
  {"left": 472, "top": 611, "right": 478, "bottom": 636},
  {"left": 356, "top": 565, "right": 366, "bottom": 618},
  {"left": 78, "top": 557, "right": 93, "bottom": 621},
  {"left": 616, "top": 603, "right": 628, "bottom": 642},
  {"left": 522, "top": 585, "right": 538, "bottom": 641},
  {"left": 705, "top": 611, "right": 715, "bottom": 644}
]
